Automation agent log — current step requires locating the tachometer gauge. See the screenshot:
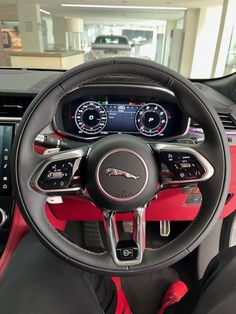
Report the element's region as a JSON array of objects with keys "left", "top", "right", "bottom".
[
  {"left": 135, "top": 103, "right": 168, "bottom": 137},
  {"left": 75, "top": 101, "right": 107, "bottom": 135}
]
